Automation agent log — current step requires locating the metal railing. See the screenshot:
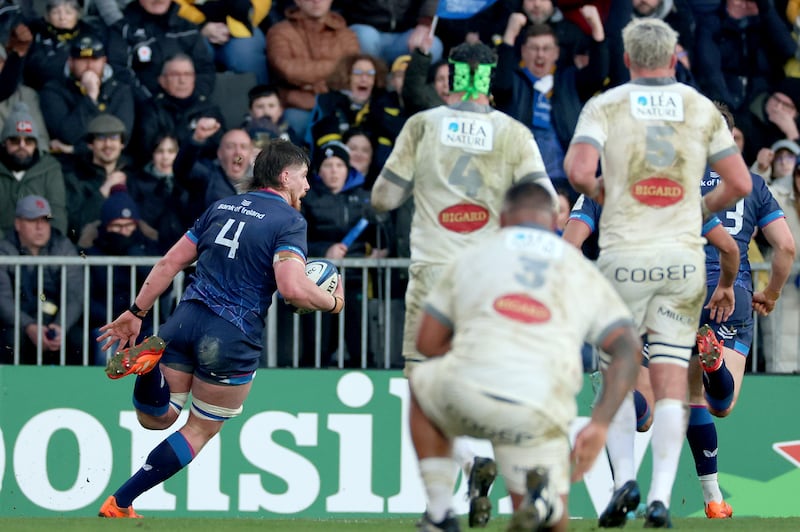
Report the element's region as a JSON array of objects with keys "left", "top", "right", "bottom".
[
  {"left": 0, "top": 256, "right": 410, "bottom": 369},
  {"left": 0, "top": 256, "right": 797, "bottom": 372}
]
